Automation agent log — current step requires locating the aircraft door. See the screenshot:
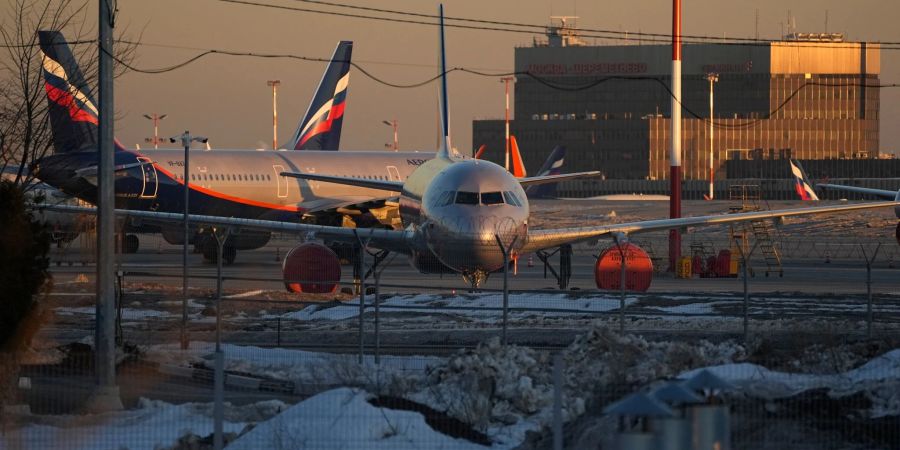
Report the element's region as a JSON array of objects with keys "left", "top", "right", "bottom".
[
  {"left": 273, "top": 164, "right": 288, "bottom": 198},
  {"left": 137, "top": 157, "right": 158, "bottom": 198},
  {"left": 387, "top": 165, "right": 401, "bottom": 182}
]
